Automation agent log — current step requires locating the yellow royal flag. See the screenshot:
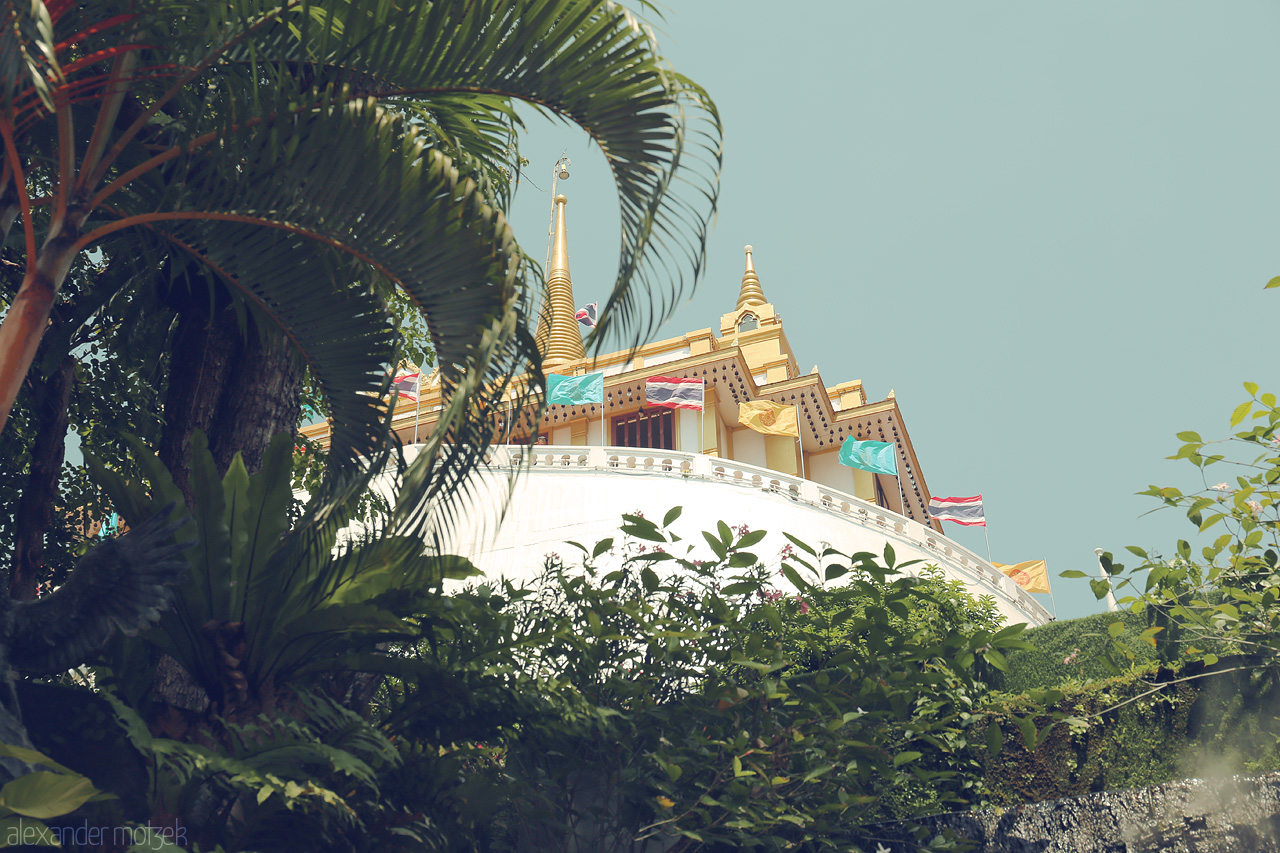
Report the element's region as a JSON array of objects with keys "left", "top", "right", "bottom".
[
  {"left": 993, "top": 560, "right": 1050, "bottom": 593},
  {"left": 738, "top": 401, "right": 799, "bottom": 438}
]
